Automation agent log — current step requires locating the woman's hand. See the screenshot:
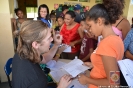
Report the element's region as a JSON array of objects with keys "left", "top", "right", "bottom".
[
  {"left": 69, "top": 42, "right": 76, "bottom": 48},
  {"left": 57, "top": 75, "right": 72, "bottom": 88},
  {"left": 83, "top": 62, "right": 93, "bottom": 68},
  {"left": 53, "top": 34, "right": 63, "bottom": 45}
]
